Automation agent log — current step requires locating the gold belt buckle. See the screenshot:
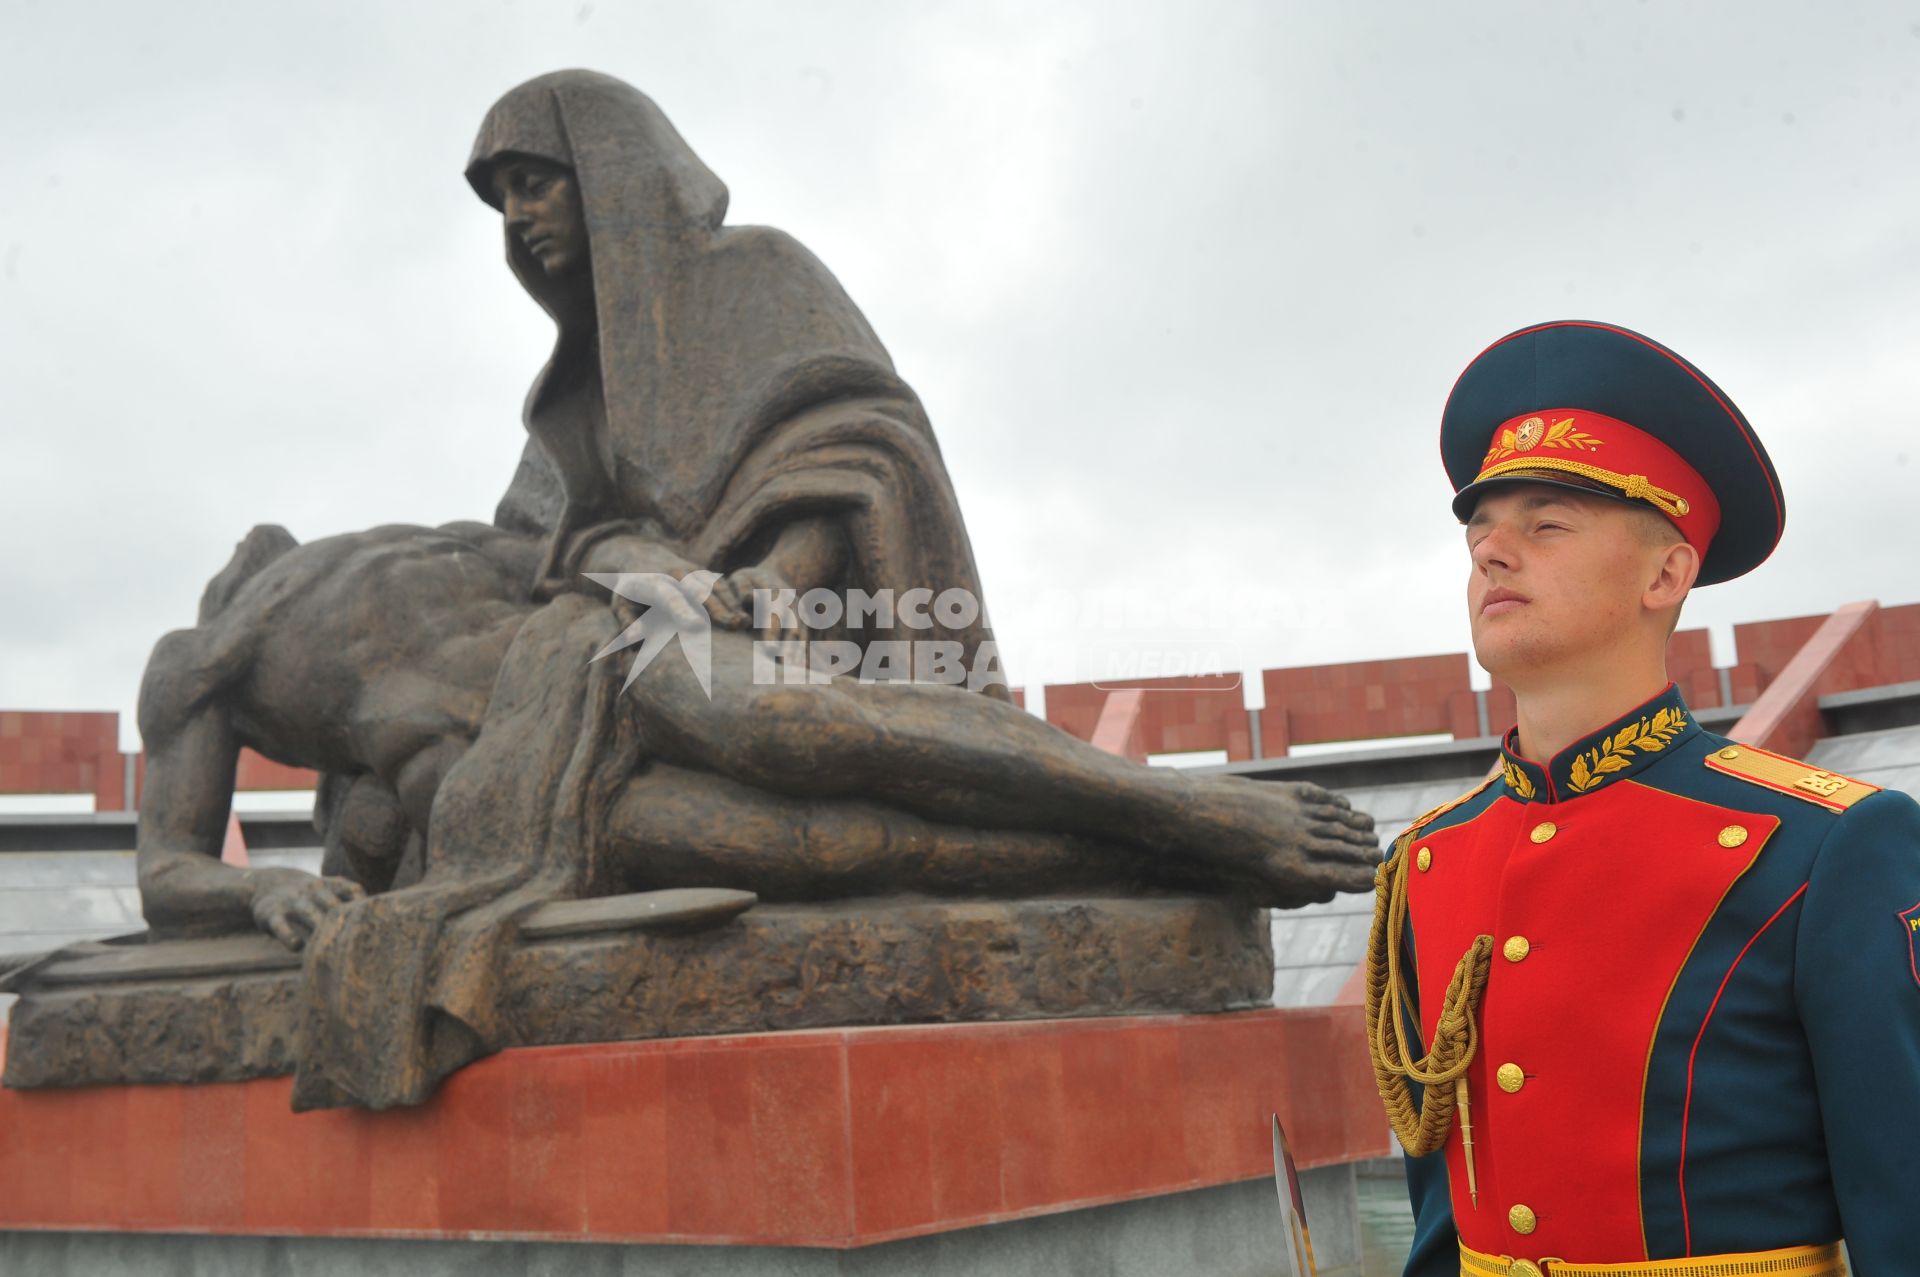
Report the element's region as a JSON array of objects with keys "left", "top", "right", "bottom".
[{"left": 1510, "top": 1258, "right": 1565, "bottom": 1277}]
